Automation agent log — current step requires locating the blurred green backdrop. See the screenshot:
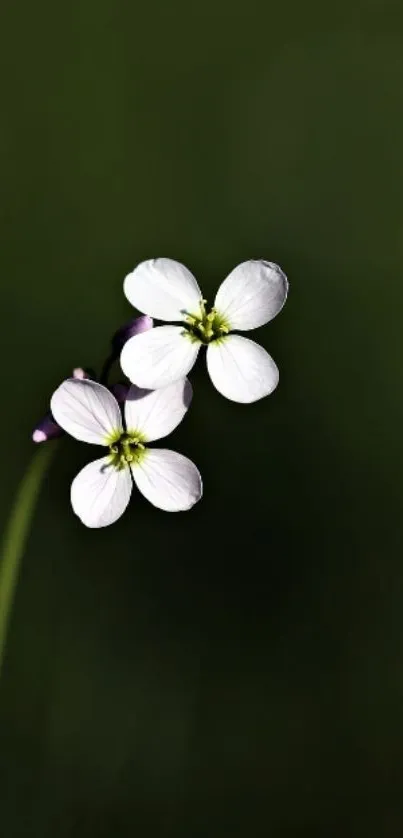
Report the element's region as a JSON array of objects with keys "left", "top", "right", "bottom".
[{"left": 1, "top": 0, "right": 403, "bottom": 834}]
